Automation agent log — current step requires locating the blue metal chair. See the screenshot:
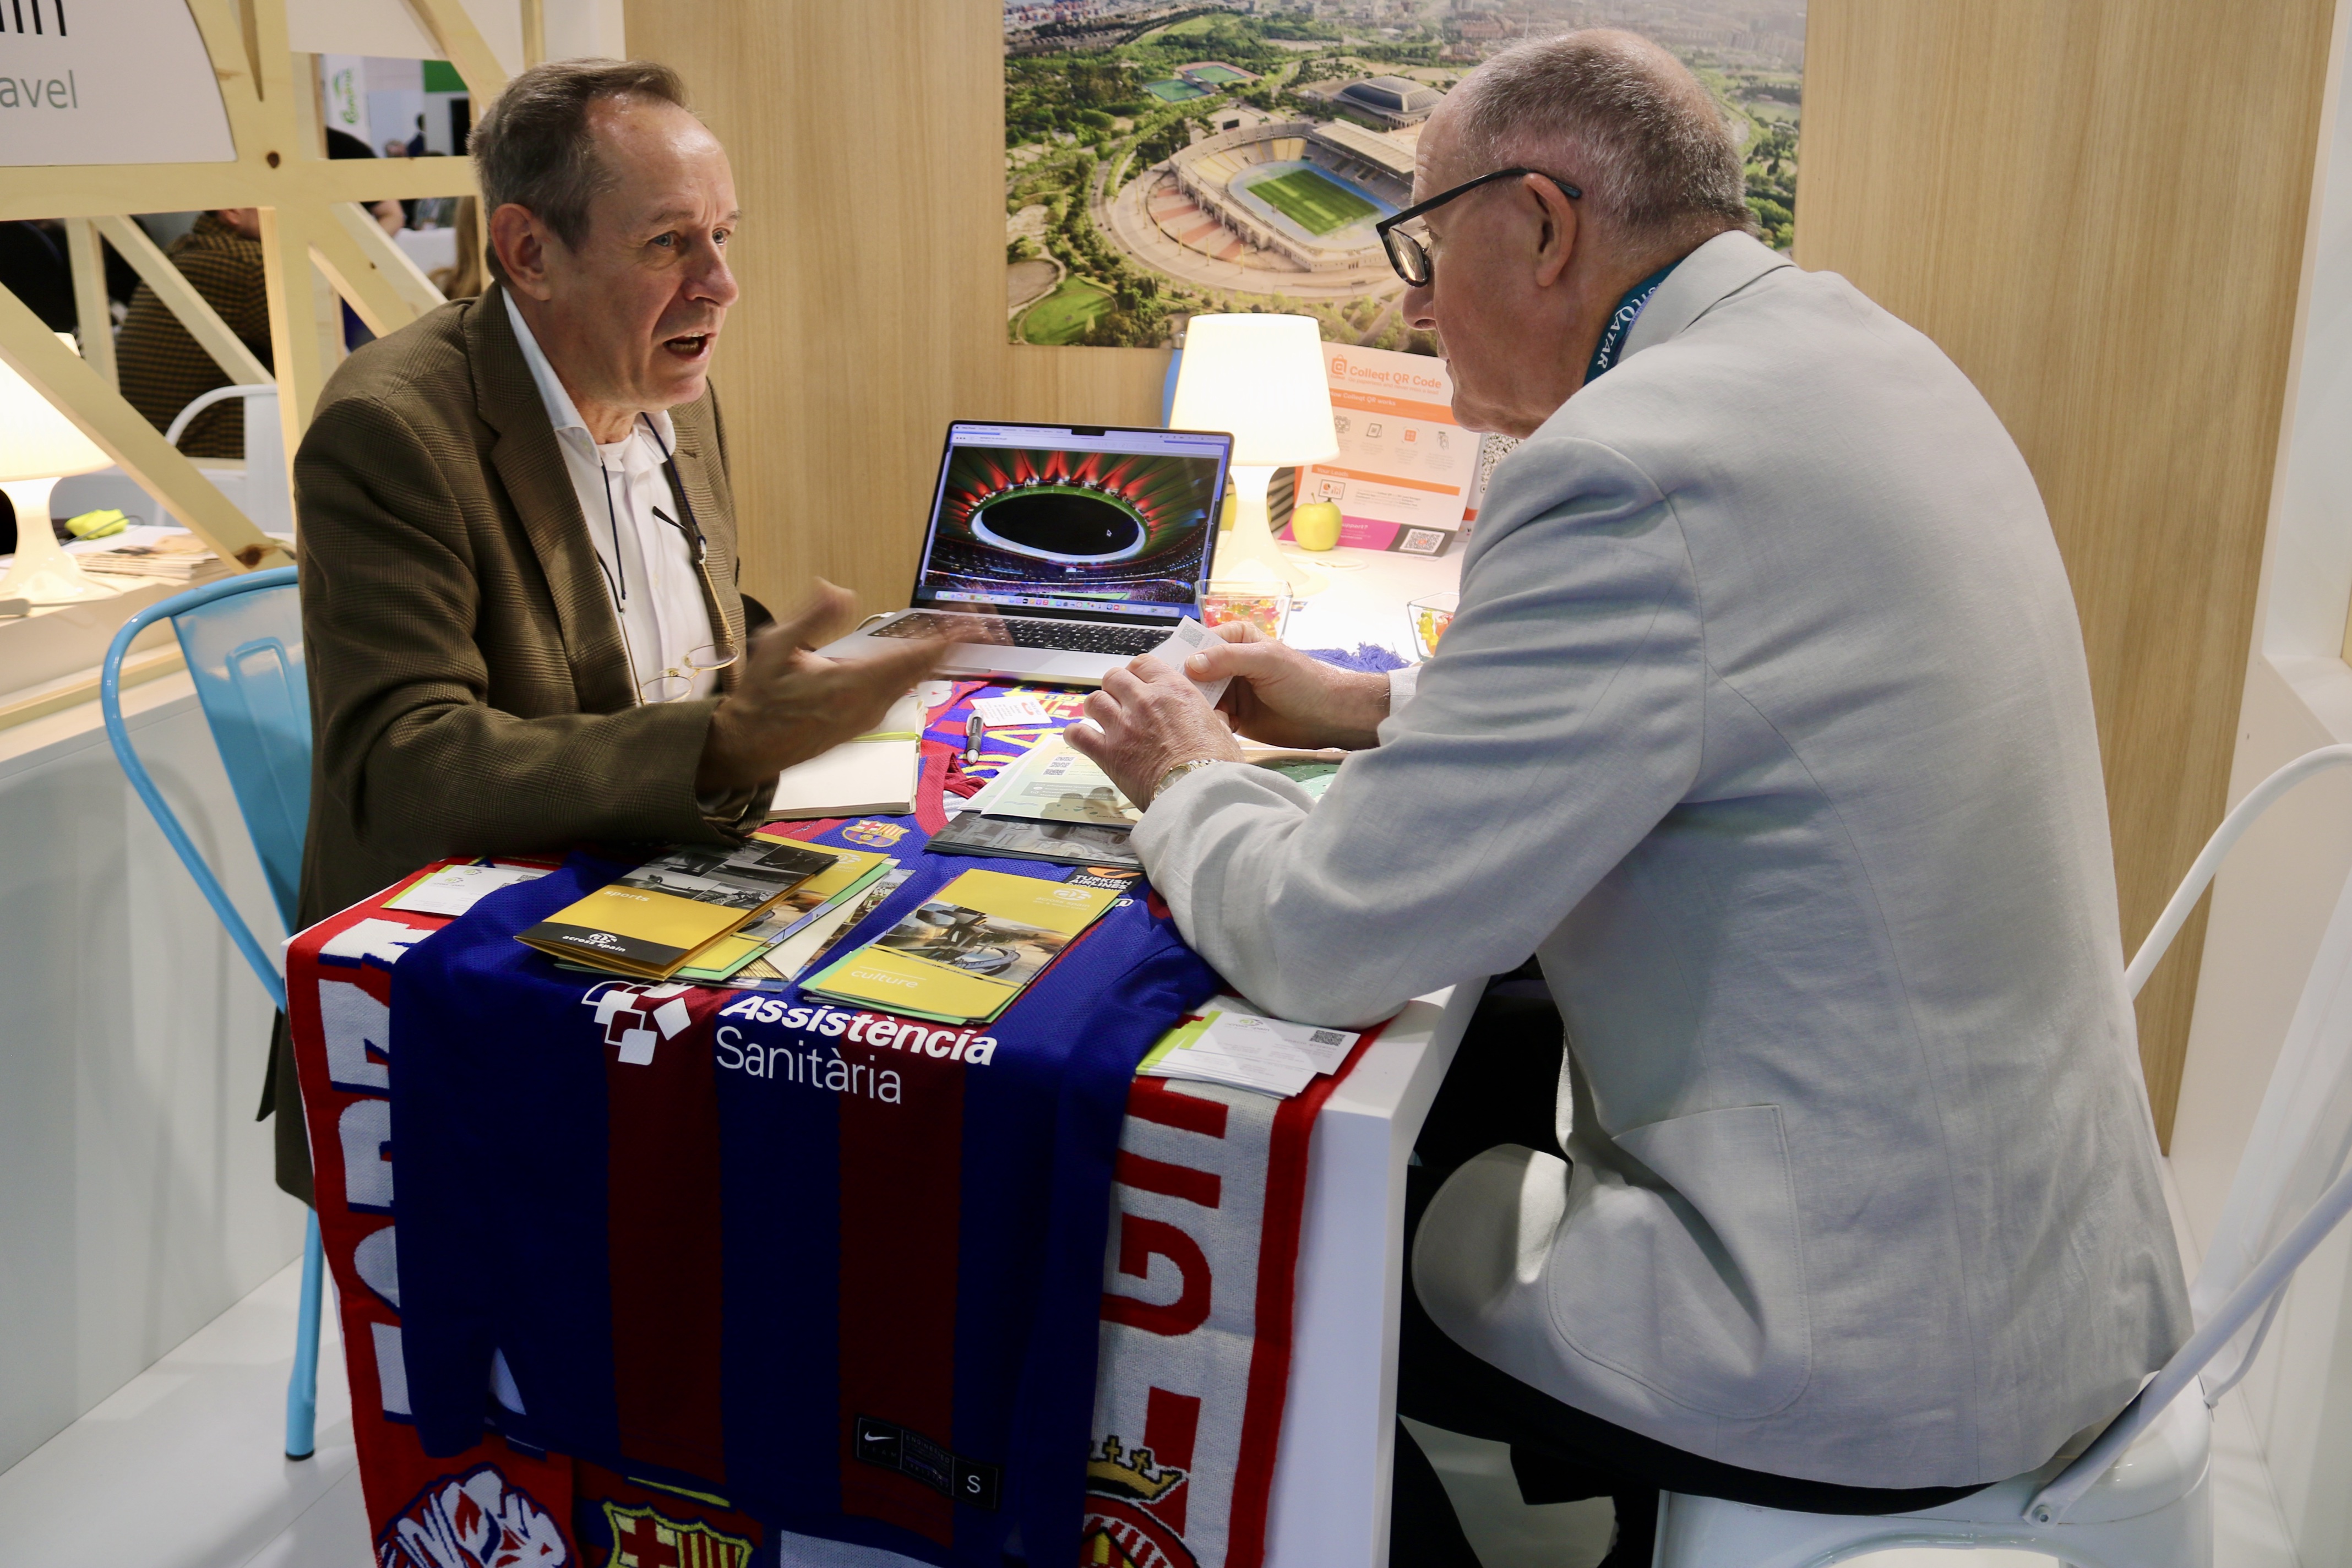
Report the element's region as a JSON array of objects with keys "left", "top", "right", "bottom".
[{"left": 99, "top": 566, "right": 327, "bottom": 1462}]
